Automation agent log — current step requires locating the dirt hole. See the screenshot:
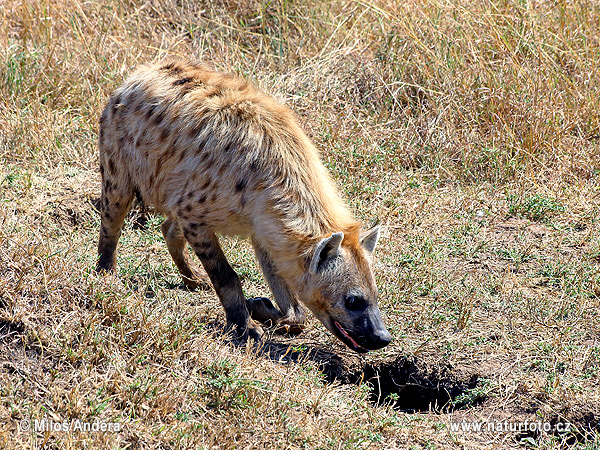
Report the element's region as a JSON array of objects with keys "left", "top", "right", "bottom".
[
  {"left": 319, "top": 355, "right": 485, "bottom": 413},
  {"left": 0, "top": 319, "right": 26, "bottom": 337}
]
